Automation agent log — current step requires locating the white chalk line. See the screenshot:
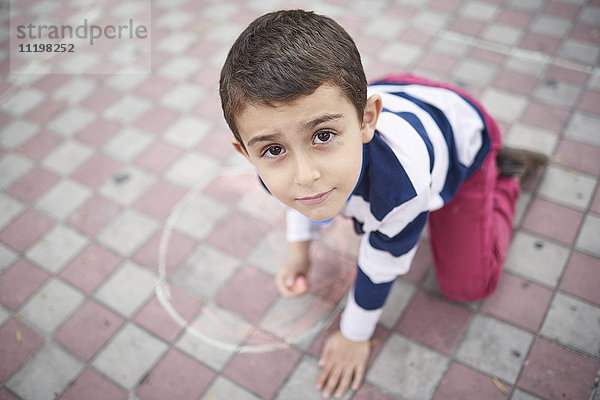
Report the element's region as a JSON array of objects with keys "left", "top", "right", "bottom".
[{"left": 155, "top": 166, "right": 339, "bottom": 354}]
